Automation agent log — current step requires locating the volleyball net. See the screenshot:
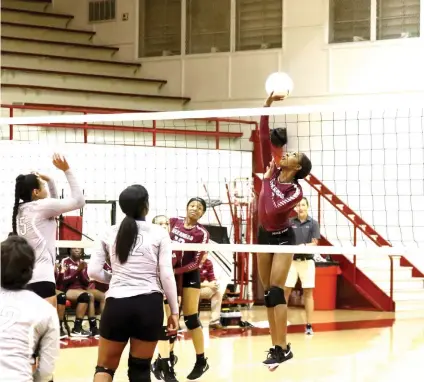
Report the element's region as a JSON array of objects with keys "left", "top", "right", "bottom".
[{"left": 1, "top": 102, "right": 424, "bottom": 308}]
